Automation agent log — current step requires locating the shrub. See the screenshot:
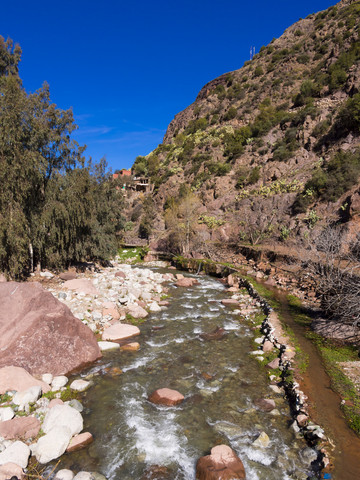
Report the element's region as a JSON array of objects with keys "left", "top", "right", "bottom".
[
  {"left": 223, "top": 126, "right": 252, "bottom": 160},
  {"left": 254, "top": 66, "right": 264, "bottom": 77},
  {"left": 184, "top": 117, "right": 208, "bottom": 135},
  {"left": 336, "top": 93, "right": 360, "bottom": 133},
  {"left": 297, "top": 54, "right": 310, "bottom": 64},
  {"left": 223, "top": 107, "right": 237, "bottom": 122}
]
